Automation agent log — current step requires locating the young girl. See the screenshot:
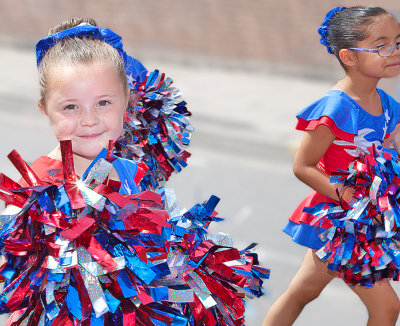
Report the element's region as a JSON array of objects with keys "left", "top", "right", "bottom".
[
  {"left": 0, "top": 17, "right": 268, "bottom": 325},
  {"left": 263, "top": 6, "right": 400, "bottom": 326}
]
